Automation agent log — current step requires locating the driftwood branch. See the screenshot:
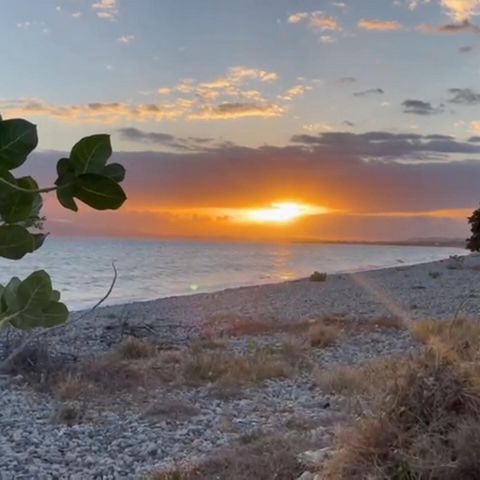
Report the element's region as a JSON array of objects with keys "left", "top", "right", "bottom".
[{"left": 0, "top": 263, "right": 118, "bottom": 372}]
